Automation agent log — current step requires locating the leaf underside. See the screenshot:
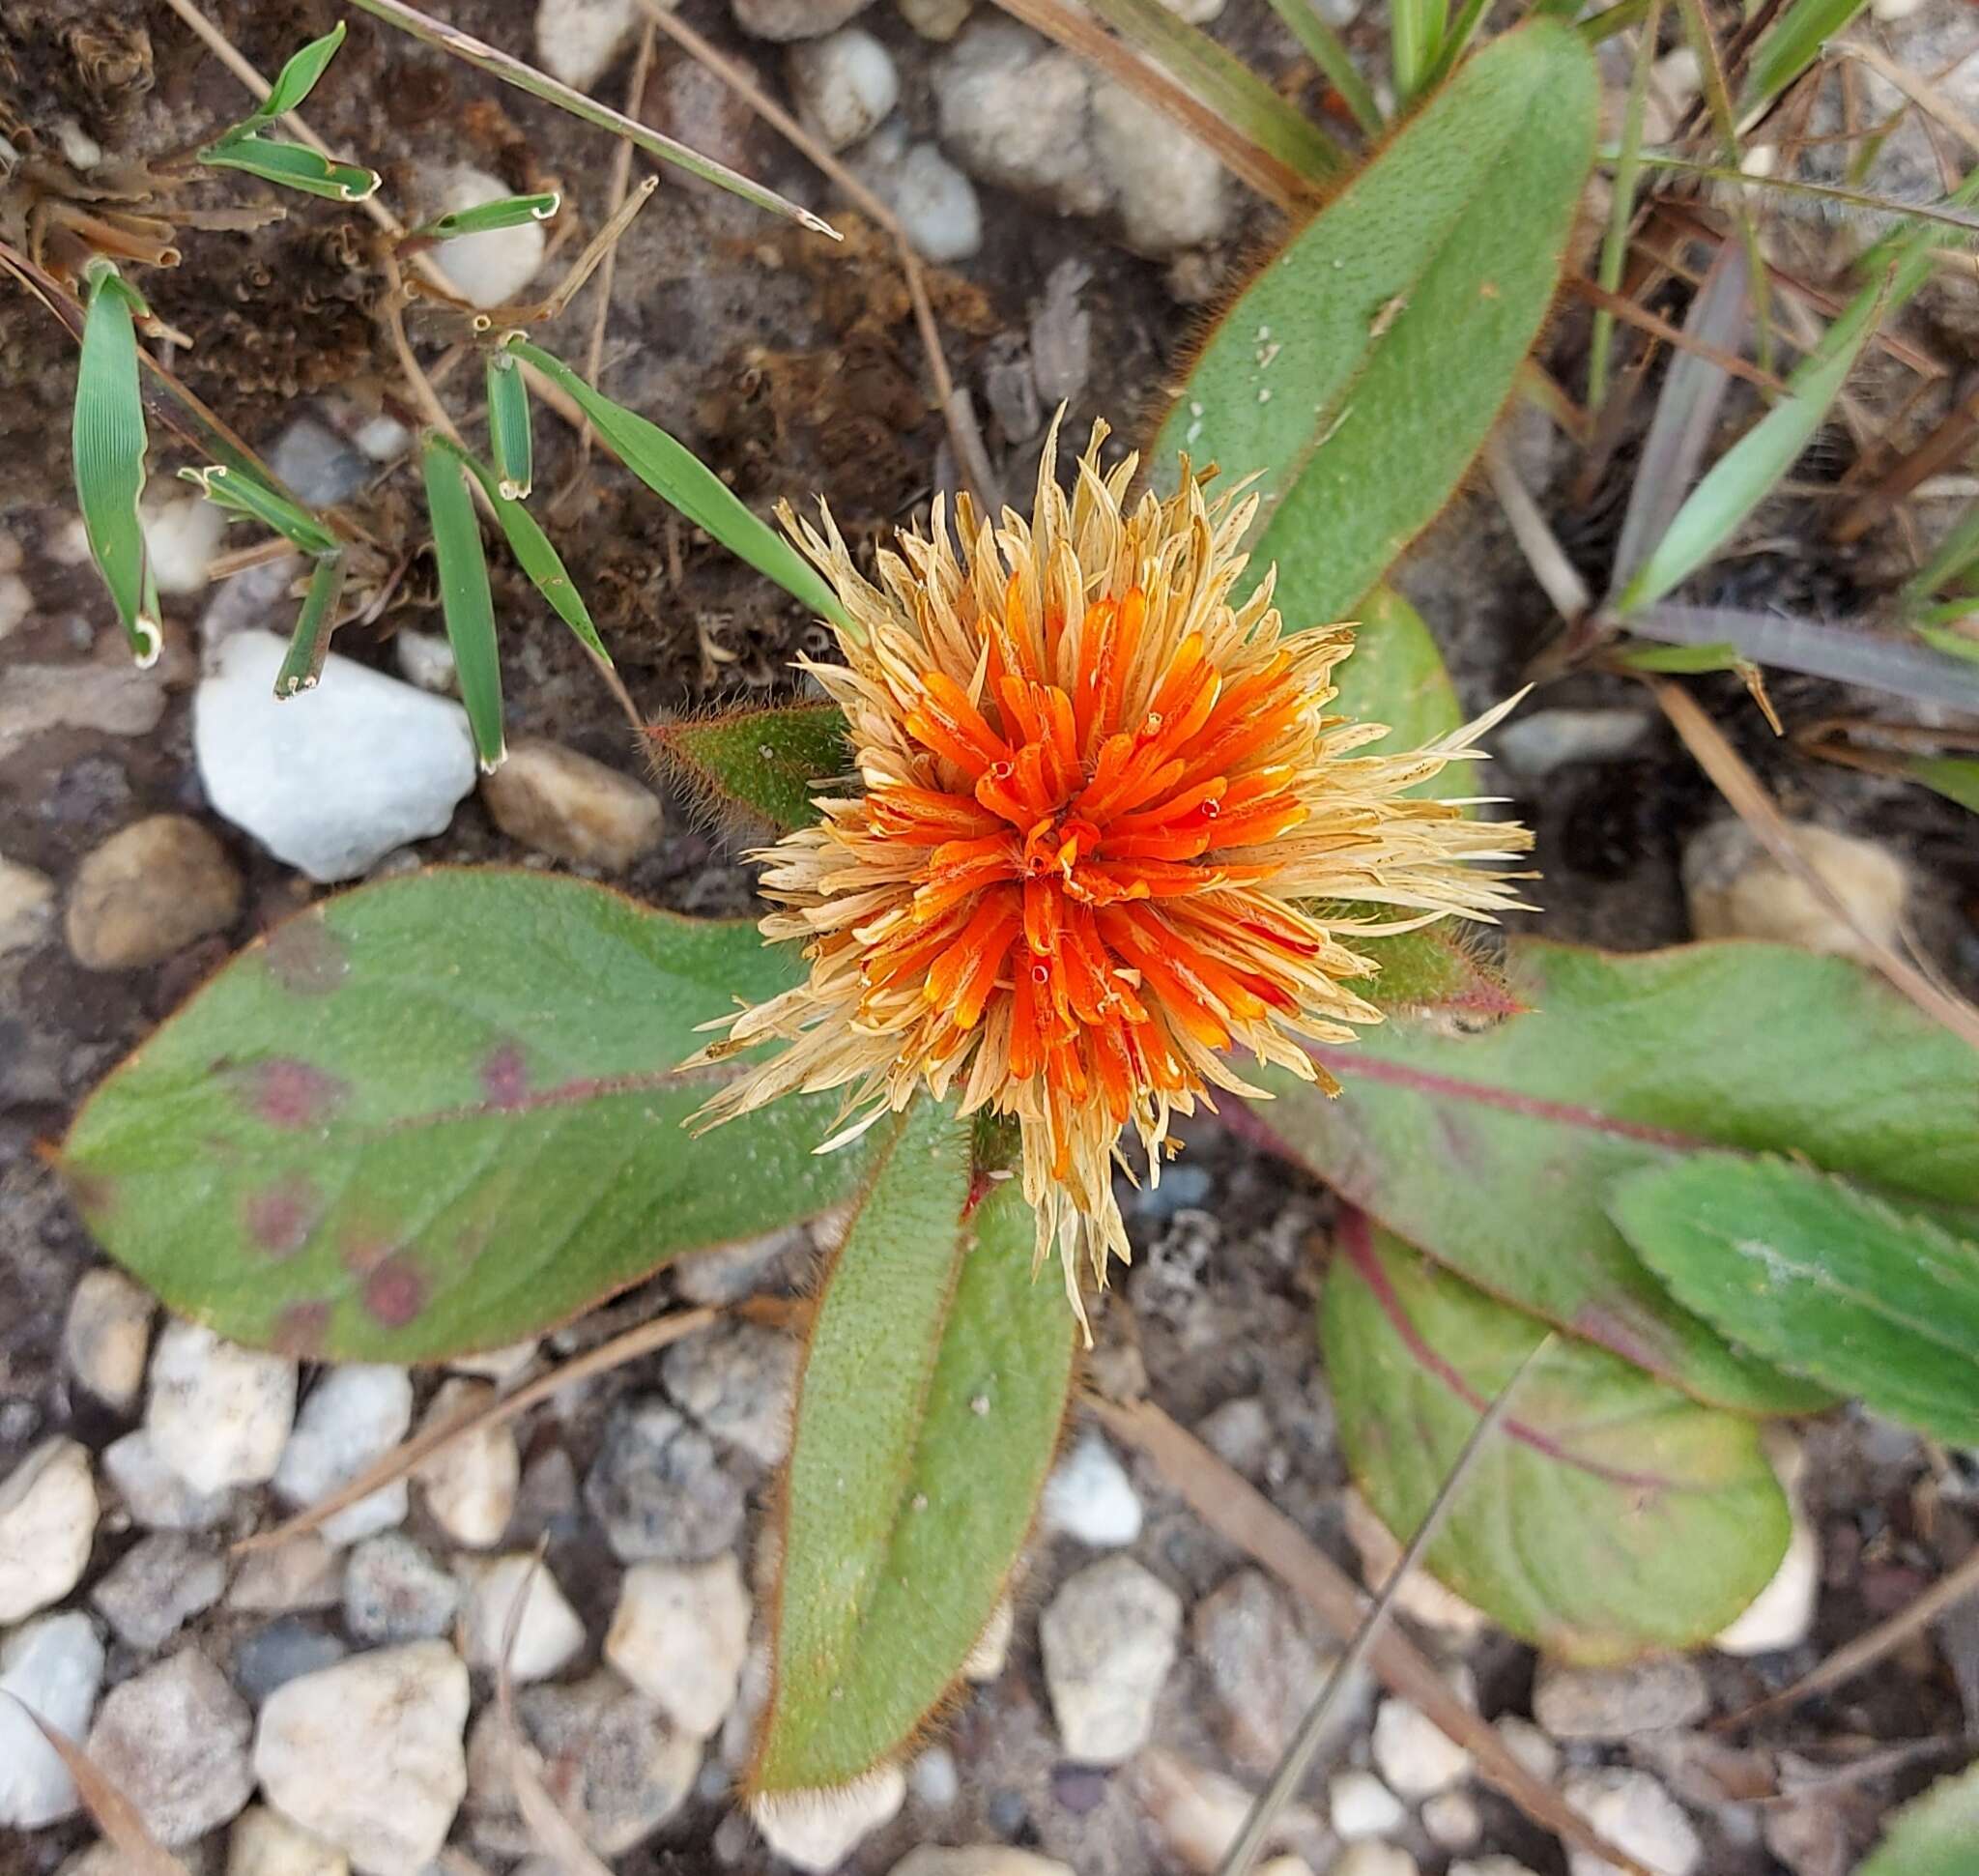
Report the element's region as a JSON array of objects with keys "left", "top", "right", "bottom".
[
  {"left": 63, "top": 871, "right": 878, "bottom": 1361},
  {"left": 1326, "top": 1219, "right": 1792, "bottom": 1662},
  {"left": 1854, "top": 1763, "right": 1979, "bottom": 1876},
  {"left": 759, "top": 1099, "right": 1076, "bottom": 1794},
  {"left": 649, "top": 699, "right": 853, "bottom": 835},
  {"left": 1612, "top": 1152, "right": 1979, "bottom": 1445},
  {"left": 1257, "top": 938, "right": 1979, "bottom": 1413}
]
